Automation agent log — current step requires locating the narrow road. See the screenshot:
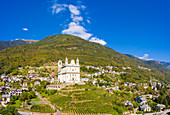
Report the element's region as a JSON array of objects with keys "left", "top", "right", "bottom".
[
  {"left": 144, "top": 109, "right": 170, "bottom": 115},
  {"left": 34, "top": 90, "right": 61, "bottom": 115},
  {"left": 35, "top": 91, "right": 48, "bottom": 104}
]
